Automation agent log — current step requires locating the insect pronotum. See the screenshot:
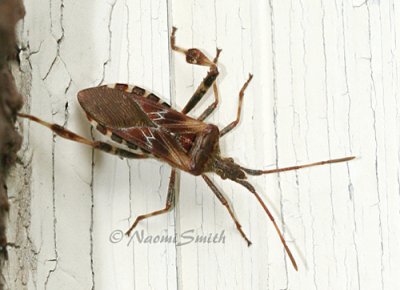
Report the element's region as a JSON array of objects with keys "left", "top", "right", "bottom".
[{"left": 18, "top": 27, "right": 354, "bottom": 271}]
